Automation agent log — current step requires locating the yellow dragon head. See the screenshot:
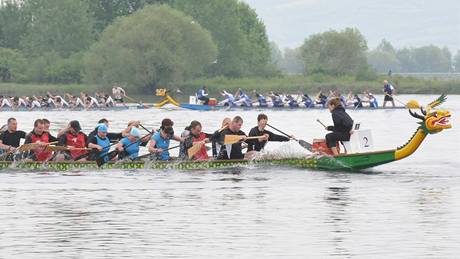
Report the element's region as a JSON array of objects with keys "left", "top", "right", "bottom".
[{"left": 409, "top": 94, "right": 452, "bottom": 134}]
